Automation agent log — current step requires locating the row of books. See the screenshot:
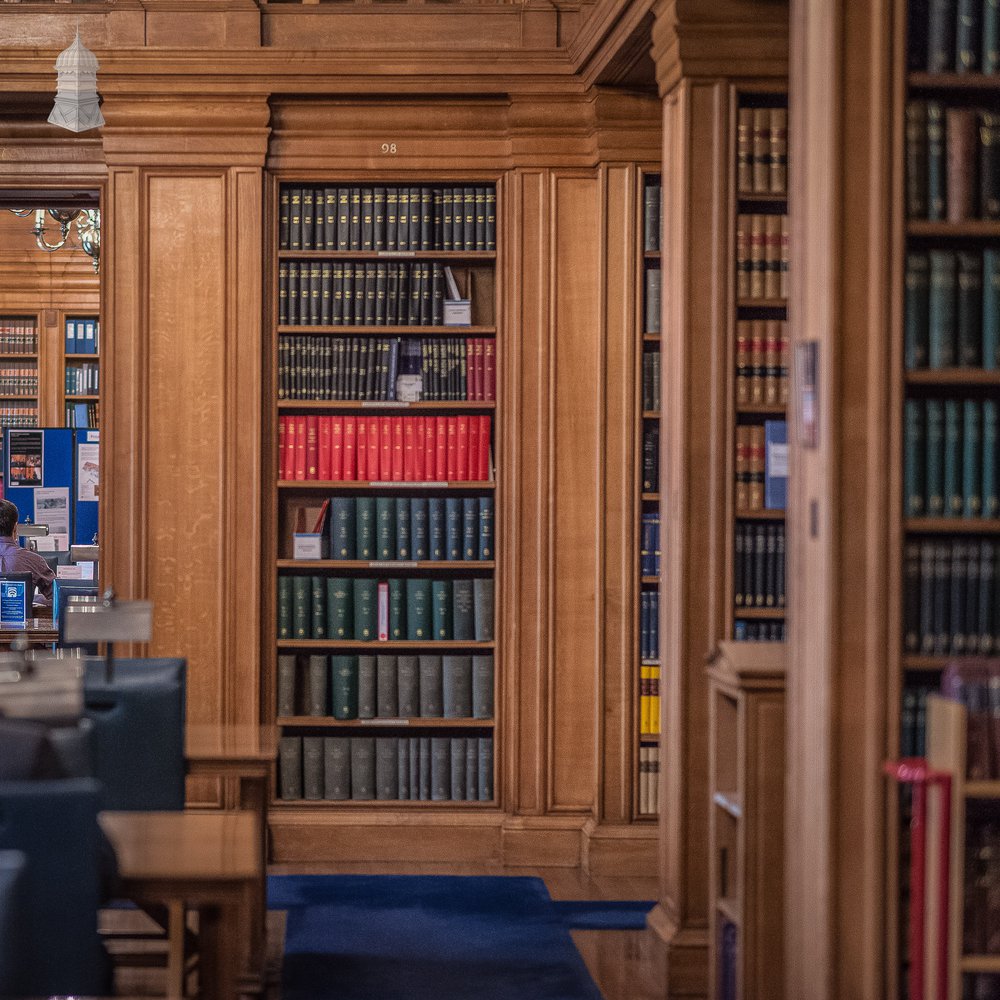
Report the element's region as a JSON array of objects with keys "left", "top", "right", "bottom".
[
  {"left": 964, "top": 973, "right": 1000, "bottom": 997},
  {"left": 277, "top": 652, "right": 494, "bottom": 721},
  {"left": 279, "top": 261, "right": 474, "bottom": 329},
  {"left": 906, "top": 103, "right": 1000, "bottom": 222},
  {"left": 735, "top": 320, "right": 791, "bottom": 407},
  {"left": 64, "top": 402, "right": 98, "bottom": 430},
  {"left": 0, "top": 406, "right": 37, "bottom": 428},
  {"left": 900, "top": 683, "right": 933, "bottom": 758},
  {"left": 735, "top": 421, "right": 788, "bottom": 513},
  {"left": 280, "top": 185, "right": 497, "bottom": 254},
  {"left": 277, "top": 575, "right": 495, "bottom": 643},
  {"left": 735, "top": 213, "right": 790, "bottom": 301},
  {"left": 641, "top": 350, "right": 660, "bottom": 412},
  {"left": 645, "top": 269, "right": 661, "bottom": 334},
  {"left": 278, "top": 734, "right": 495, "bottom": 803},
  {"left": 278, "top": 336, "right": 496, "bottom": 402},
  {"left": 277, "top": 414, "right": 493, "bottom": 483},
  {"left": 65, "top": 363, "right": 98, "bottom": 396},
  {"left": 640, "top": 512, "right": 661, "bottom": 577},
  {"left": 733, "top": 620, "right": 785, "bottom": 642},
  {"left": 64, "top": 317, "right": 98, "bottom": 355},
  {"left": 903, "top": 538, "right": 1000, "bottom": 654},
  {"left": 734, "top": 522, "right": 786, "bottom": 609},
  {"left": 945, "top": 677, "right": 1000, "bottom": 782},
  {"left": 326, "top": 495, "right": 493, "bottom": 562},
  {"left": 736, "top": 105, "right": 789, "bottom": 196},
  {"left": 643, "top": 181, "right": 662, "bottom": 253},
  {"left": 640, "top": 591, "right": 659, "bottom": 662},
  {"left": 0, "top": 320, "right": 36, "bottom": 355},
  {"left": 908, "top": 0, "right": 1000, "bottom": 73},
  {"left": 903, "top": 397, "right": 999, "bottom": 518},
  {"left": 0, "top": 366, "right": 38, "bottom": 398},
  {"left": 638, "top": 746, "right": 660, "bottom": 816},
  {"left": 642, "top": 424, "right": 659, "bottom": 493},
  {"left": 905, "top": 249, "right": 1000, "bottom": 369},
  {"left": 964, "top": 821, "right": 1000, "bottom": 955},
  {"left": 640, "top": 664, "right": 661, "bottom": 735}
]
